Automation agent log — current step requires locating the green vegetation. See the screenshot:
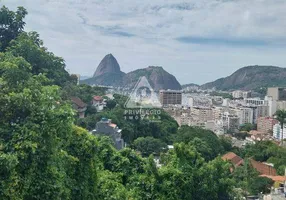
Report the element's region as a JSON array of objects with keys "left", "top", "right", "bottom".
[
  {"left": 0, "top": 6, "right": 27, "bottom": 51},
  {"left": 61, "top": 83, "right": 106, "bottom": 103},
  {"left": 232, "top": 159, "right": 273, "bottom": 195},
  {"left": 239, "top": 123, "right": 256, "bottom": 132},
  {"left": 181, "top": 83, "right": 199, "bottom": 88},
  {"left": 248, "top": 176, "right": 274, "bottom": 195},
  {"left": 176, "top": 126, "right": 227, "bottom": 160},
  {"left": 253, "top": 87, "right": 267, "bottom": 97},
  {"left": 275, "top": 109, "right": 286, "bottom": 143},
  {"left": 210, "top": 91, "right": 233, "bottom": 99},
  {"left": 1, "top": 6, "right": 285, "bottom": 199},
  {"left": 243, "top": 141, "right": 286, "bottom": 175},
  {"left": 133, "top": 137, "right": 167, "bottom": 157},
  {"left": 202, "top": 65, "right": 286, "bottom": 91}
]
